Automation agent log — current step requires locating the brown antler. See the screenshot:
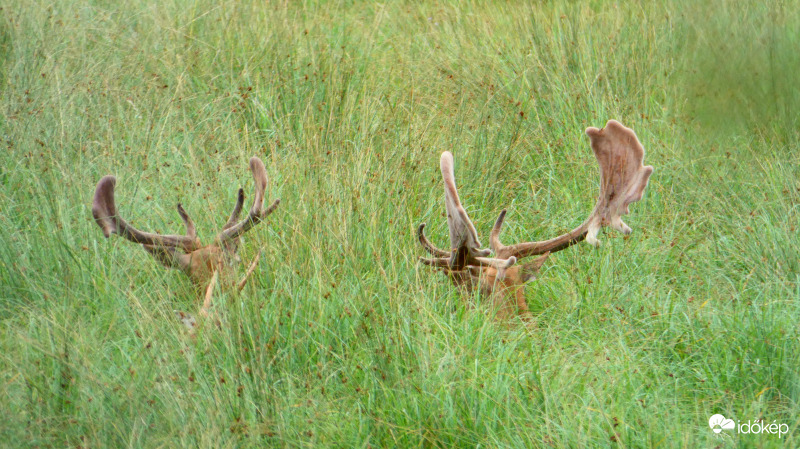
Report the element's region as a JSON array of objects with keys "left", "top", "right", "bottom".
[
  {"left": 417, "top": 120, "right": 653, "bottom": 318},
  {"left": 419, "top": 151, "right": 517, "bottom": 277},
  {"left": 92, "top": 176, "right": 202, "bottom": 253},
  {"left": 223, "top": 188, "right": 245, "bottom": 231},
  {"left": 92, "top": 156, "right": 280, "bottom": 327},
  {"left": 490, "top": 120, "right": 654, "bottom": 259},
  {"left": 216, "top": 157, "right": 280, "bottom": 246}
]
